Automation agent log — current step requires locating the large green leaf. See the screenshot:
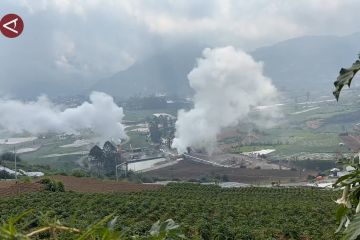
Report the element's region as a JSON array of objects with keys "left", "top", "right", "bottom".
[
  {"left": 343, "top": 212, "right": 360, "bottom": 240},
  {"left": 333, "top": 171, "right": 360, "bottom": 186},
  {"left": 333, "top": 57, "right": 360, "bottom": 101}
]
